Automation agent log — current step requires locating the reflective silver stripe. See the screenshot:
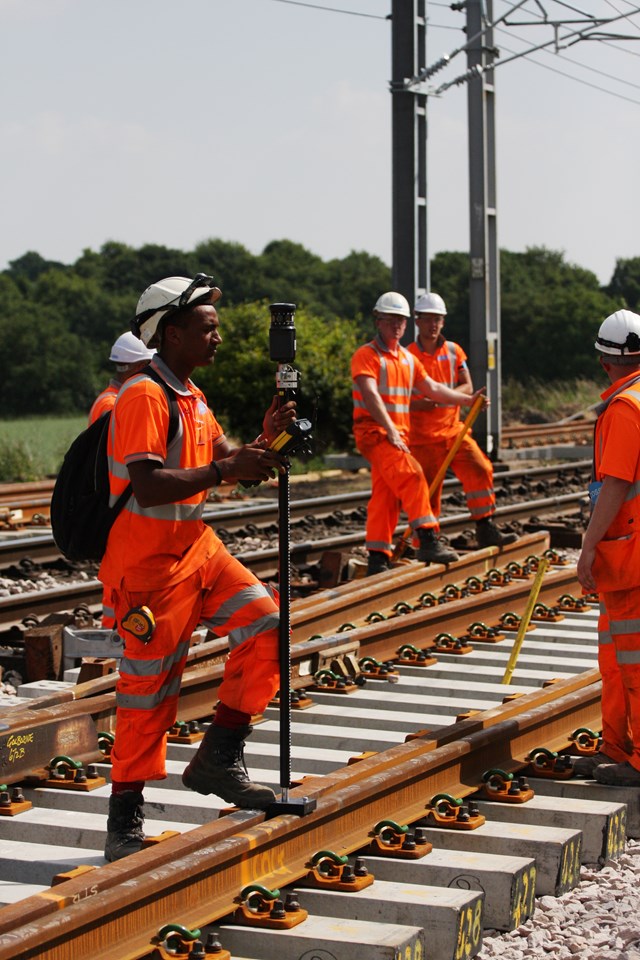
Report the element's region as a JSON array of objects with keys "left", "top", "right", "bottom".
[
  {"left": 466, "top": 488, "right": 493, "bottom": 503},
  {"left": 227, "top": 612, "right": 280, "bottom": 650},
  {"left": 373, "top": 341, "right": 414, "bottom": 408},
  {"left": 103, "top": 602, "right": 115, "bottom": 618},
  {"left": 598, "top": 627, "right": 613, "bottom": 646},
  {"left": 119, "top": 639, "right": 191, "bottom": 678},
  {"left": 610, "top": 618, "right": 640, "bottom": 635},
  {"left": 116, "top": 673, "right": 182, "bottom": 710},
  {"left": 126, "top": 500, "right": 205, "bottom": 522},
  {"left": 469, "top": 504, "right": 492, "bottom": 518},
  {"left": 353, "top": 399, "right": 368, "bottom": 410},
  {"left": 110, "top": 459, "right": 130, "bottom": 481},
  {"left": 617, "top": 650, "right": 640, "bottom": 664},
  {"left": 624, "top": 480, "right": 640, "bottom": 502},
  {"left": 366, "top": 540, "right": 394, "bottom": 552},
  {"left": 410, "top": 514, "right": 437, "bottom": 528},
  {"left": 213, "top": 584, "right": 273, "bottom": 621},
  {"left": 444, "top": 341, "right": 457, "bottom": 388}
]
